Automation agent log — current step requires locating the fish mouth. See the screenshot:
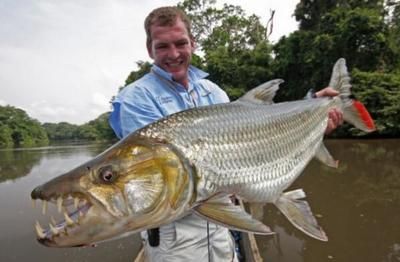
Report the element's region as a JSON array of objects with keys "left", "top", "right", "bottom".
[{"left": 32, "top": 192, "right": 92, "bottom": 246}]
